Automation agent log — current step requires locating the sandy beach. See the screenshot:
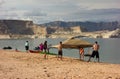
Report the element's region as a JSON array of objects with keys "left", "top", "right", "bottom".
[{"left": 0, "top": 50, "right": 120, "bottom": 79}]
